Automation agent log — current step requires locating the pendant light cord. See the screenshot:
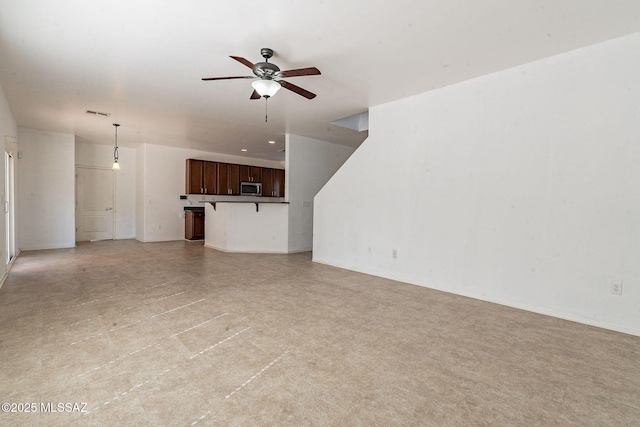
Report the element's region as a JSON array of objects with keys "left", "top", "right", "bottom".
[{"left": 113, "top": 123, "right": 120, "bottom": 163}]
